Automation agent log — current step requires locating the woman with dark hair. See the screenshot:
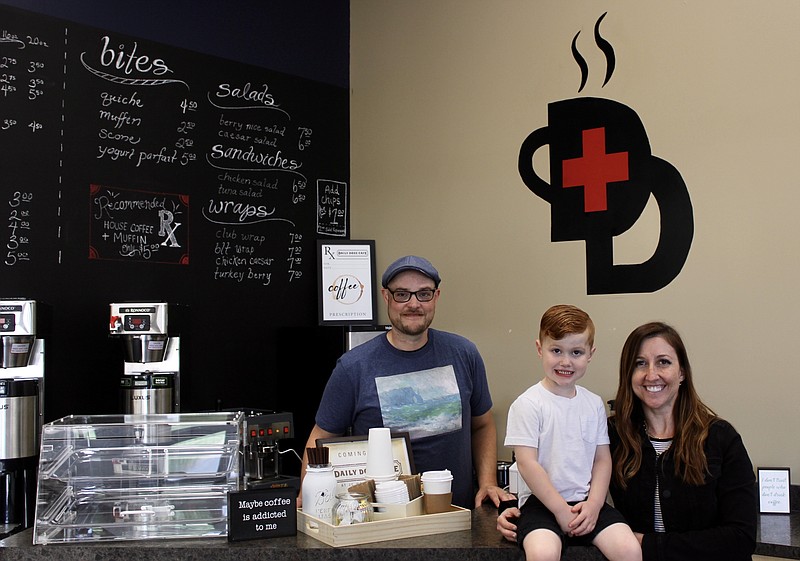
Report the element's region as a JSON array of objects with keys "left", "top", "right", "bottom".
[
  {"left": 608, "top": 321, "right": 756, "bottom": 560},
  {"left": 499, "top": 322, "right": 757, "bottom": 561}
]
